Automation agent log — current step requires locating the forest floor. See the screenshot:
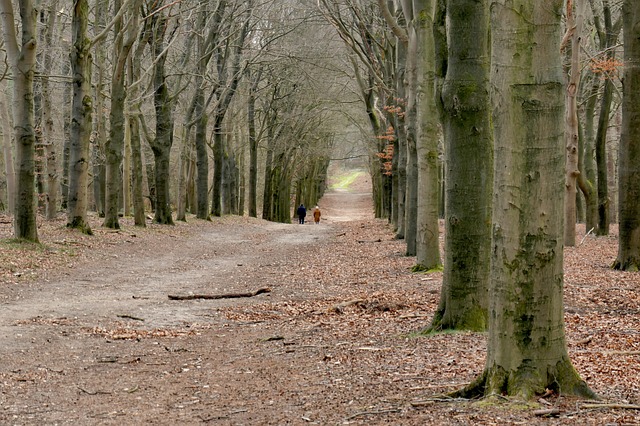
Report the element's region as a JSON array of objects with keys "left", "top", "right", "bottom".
[{"left": 0, "top": 169, "right": 639, "bottom": 426}]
